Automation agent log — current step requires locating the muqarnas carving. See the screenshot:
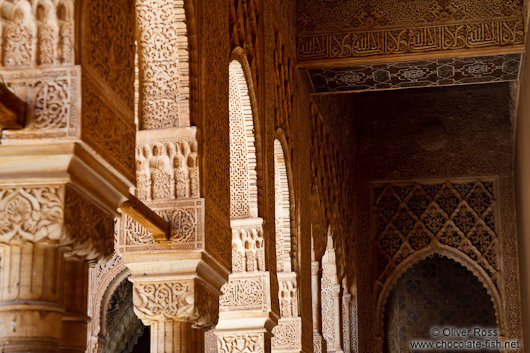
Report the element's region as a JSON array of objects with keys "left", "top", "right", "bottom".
[
  {"left": 374, "top": 180, "right": 500, "bottom": 290},
  {"left": 0, "top": 0, "right": 74, "bottom": 67},
  {"left": 136, "top": 140, "right": 199, "bottom": 201}
]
